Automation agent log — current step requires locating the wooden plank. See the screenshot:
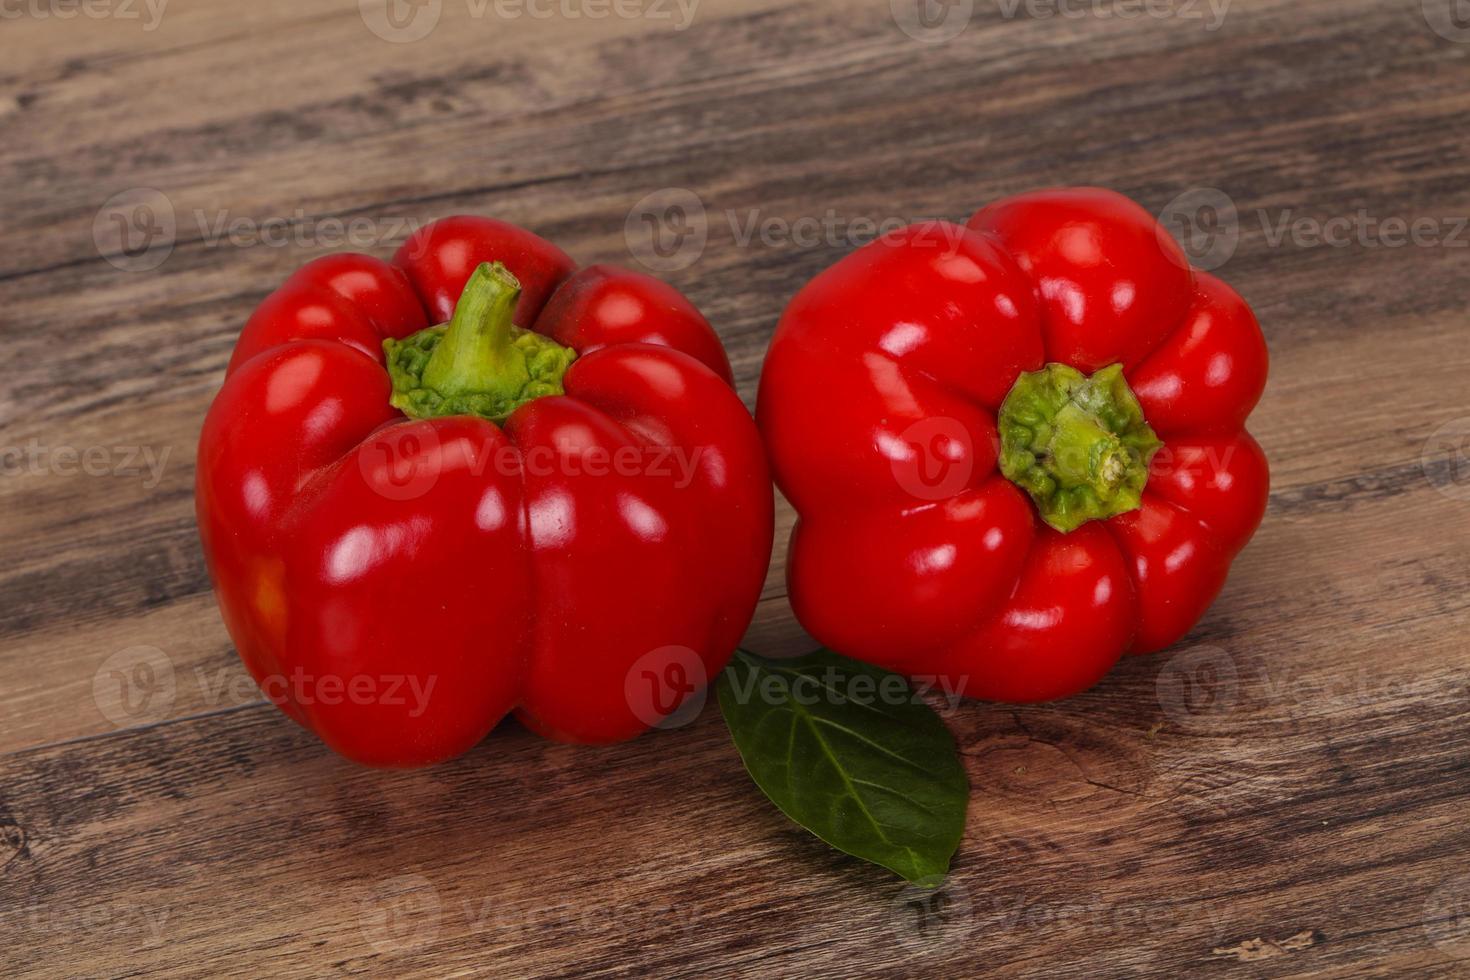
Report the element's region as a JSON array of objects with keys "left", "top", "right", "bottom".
[{"left": 3, "top": 0, "right": 1470, "bottom": 974}]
